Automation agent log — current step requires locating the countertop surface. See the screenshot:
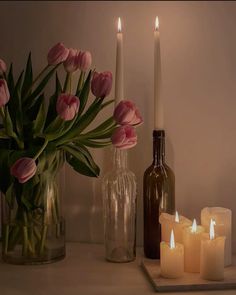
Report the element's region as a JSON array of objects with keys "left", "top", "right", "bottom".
[{"left": 0, "top": 243, "right": 235, "bottom": 295}]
